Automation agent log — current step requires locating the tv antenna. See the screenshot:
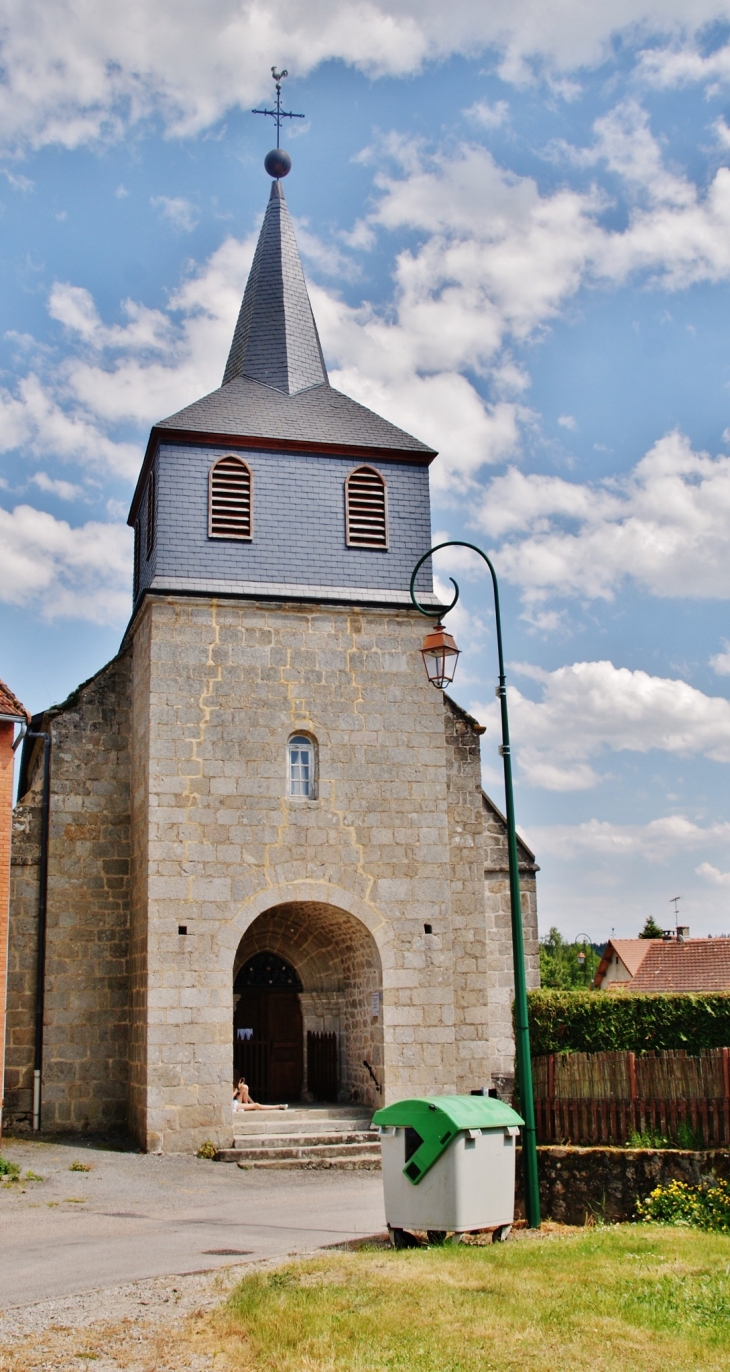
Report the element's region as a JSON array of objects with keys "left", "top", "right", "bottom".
[{"left": 670, "top": 895, "right": 681, "bottom": 928}]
